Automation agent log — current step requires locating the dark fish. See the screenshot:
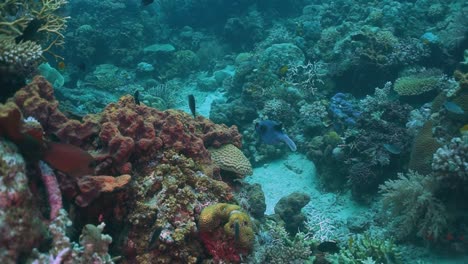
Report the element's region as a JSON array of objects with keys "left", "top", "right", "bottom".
[
  {"left": 77, "top": 62, "right": 87, "bottom": 72},
  {"left": 15, "top": 18, "right": 44, "bottom": 43},
  {"left": 134, "top": 90, "right": 140, "bottom": 105},
  {"left": 148, "top": 226, "right": 162, "bottom": 250},
  {"left": 234, "top": 221, "right": 240, "bottom": 242},
  {"left": 255, "top": 120, "right": 297, "bottom": 151},
  {"left": 444, "top": 101, "right": 464, "bottom": 115},
  {"left": 383, "top": 143, "right": 402, "bottom": 155},
  {"left": 141, "top": 0, "right": 154, "bottom": 6},
  {"left": 350, "top": 33, "right": 366, "bottom": 42},
  {"left": 317, "top": 240, "right": 340, "bottom": 253},
  {"left": 188, "top": 94, "right": 196, "bottom": 118}
]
